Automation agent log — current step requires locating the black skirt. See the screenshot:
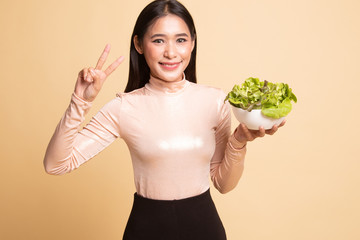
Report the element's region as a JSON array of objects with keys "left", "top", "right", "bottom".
[{"left": 123, "top": 189, "right": 227, "bottom": 240}]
